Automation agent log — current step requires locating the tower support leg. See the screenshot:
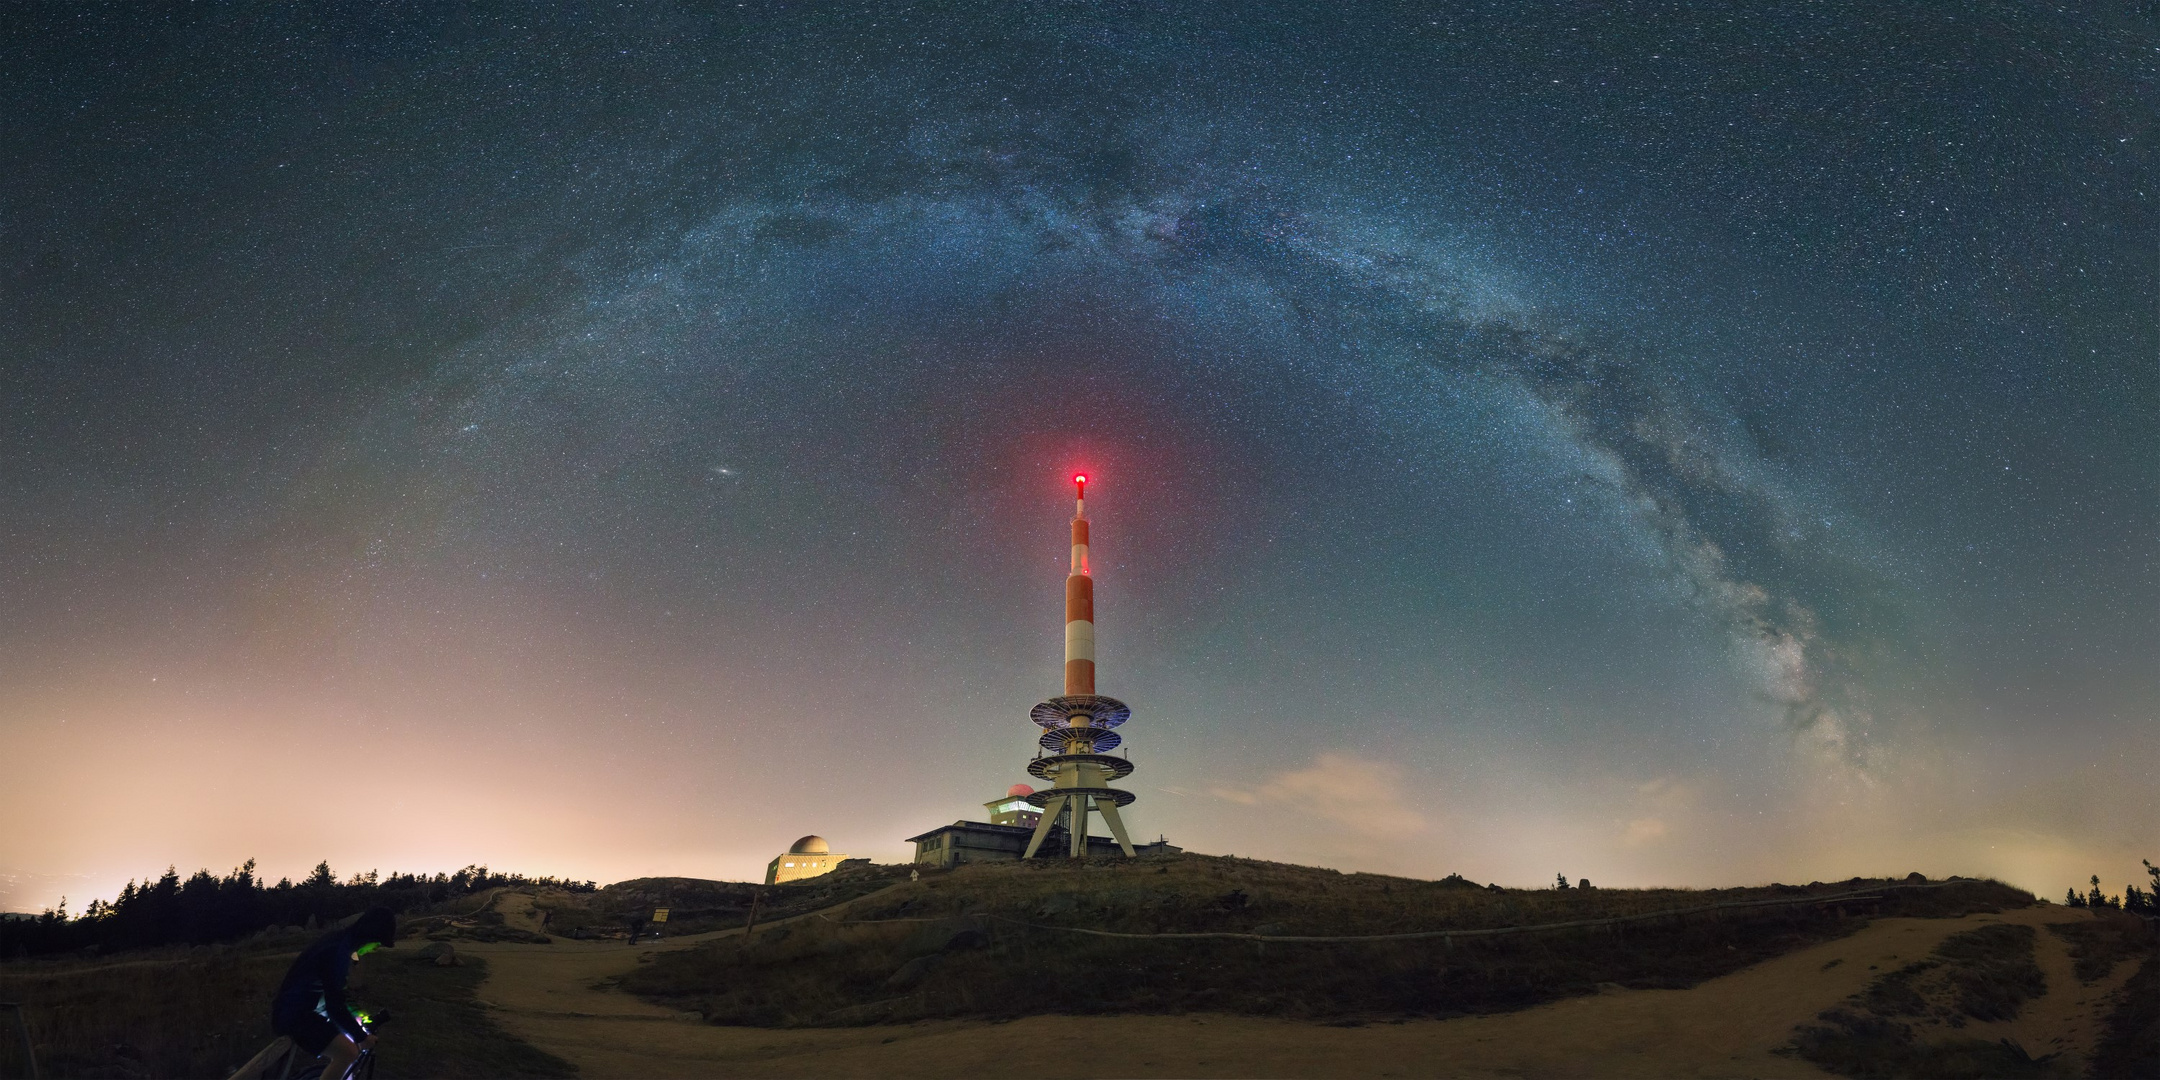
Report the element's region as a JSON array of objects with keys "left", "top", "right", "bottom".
[
  {"left": 1096, "top": 798, "right": 1138, "bottom": 856},
  {"left": 1070, "top": 794, "right": 1091, "bottom": 857},
  {"left": 1022, "top": 796, "right": 1067, "bottom": 859}
]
